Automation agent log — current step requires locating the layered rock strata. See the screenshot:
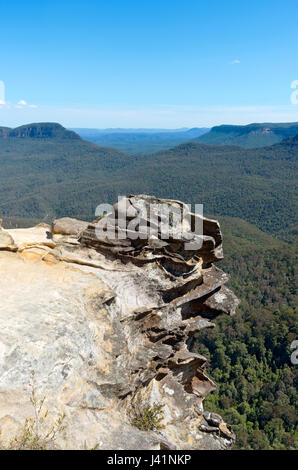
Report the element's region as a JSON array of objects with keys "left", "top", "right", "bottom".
[{"left": 0, "top": 196, "right": 239, "bottom": 449}]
